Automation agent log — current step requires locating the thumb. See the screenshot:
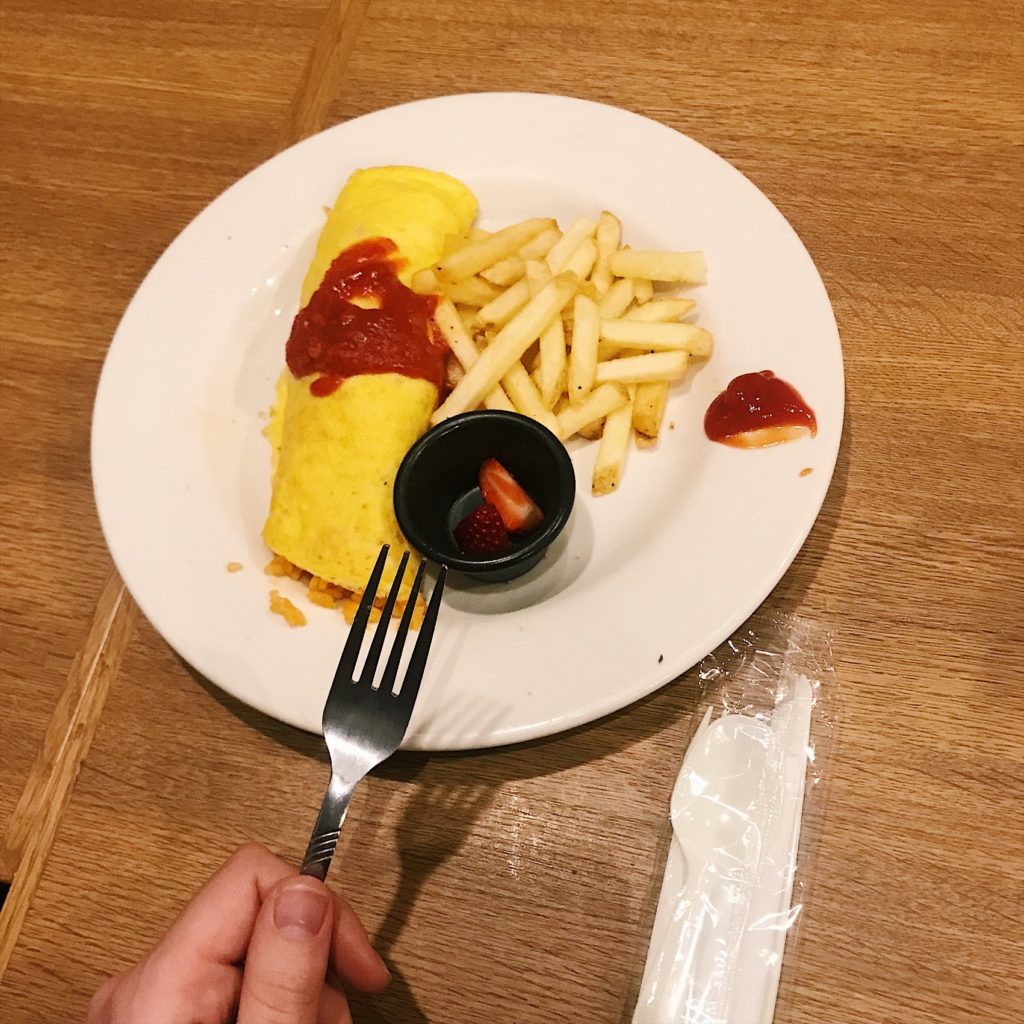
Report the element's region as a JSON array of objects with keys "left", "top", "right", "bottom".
[{"left": 238, "top": 875, "right": 334, "bottom": 1024}]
